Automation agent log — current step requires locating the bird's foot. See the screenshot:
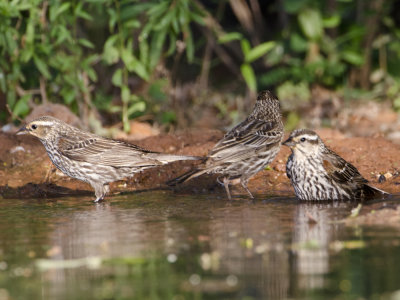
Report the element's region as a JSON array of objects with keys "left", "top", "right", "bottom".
[
  {"left": 94, "top": 196, "right": 104, "bottom": 203},
  {"left": 223, "top": 177, "right": 232, "bottom": 200}
]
